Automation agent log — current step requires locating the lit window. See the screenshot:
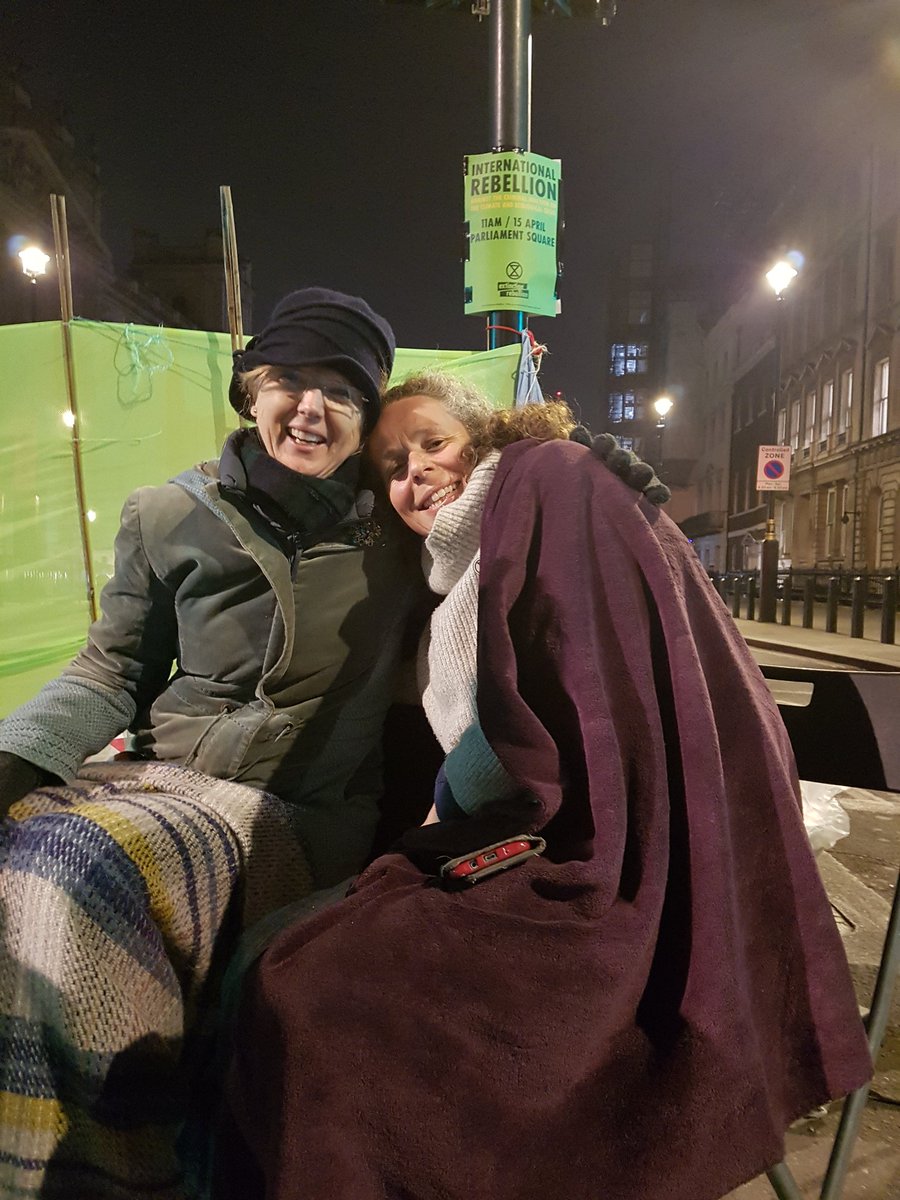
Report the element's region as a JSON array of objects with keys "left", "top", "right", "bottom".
[
  {"left": 790, "top": 401, "right": 801, "bottom": 450},
  {"left": 876, "top": 492, "right": 887, "bottom": 565},
  {"left": 611, "top": 342, "right": 649, "bottom": 376},
  {"left": 777, "top": 408, "right": 787, "bottom": 443},
  {"left": 872, "top": 357, "right": 889, "bottom": 437},
  {"left": 838, "top": 368, "right": 853, "bottom": 433},
  {"left": 619, "top": 437, "right": 635, "bottom": 451},
  {"left": 820, "top": 380, "right": 833, "bottom": 440},
  {"left": 608, "top": 391, "right": 643, "bottom": 422},
  {"left": 803, "top": 390, "right": 816, "bottom": 447}
]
